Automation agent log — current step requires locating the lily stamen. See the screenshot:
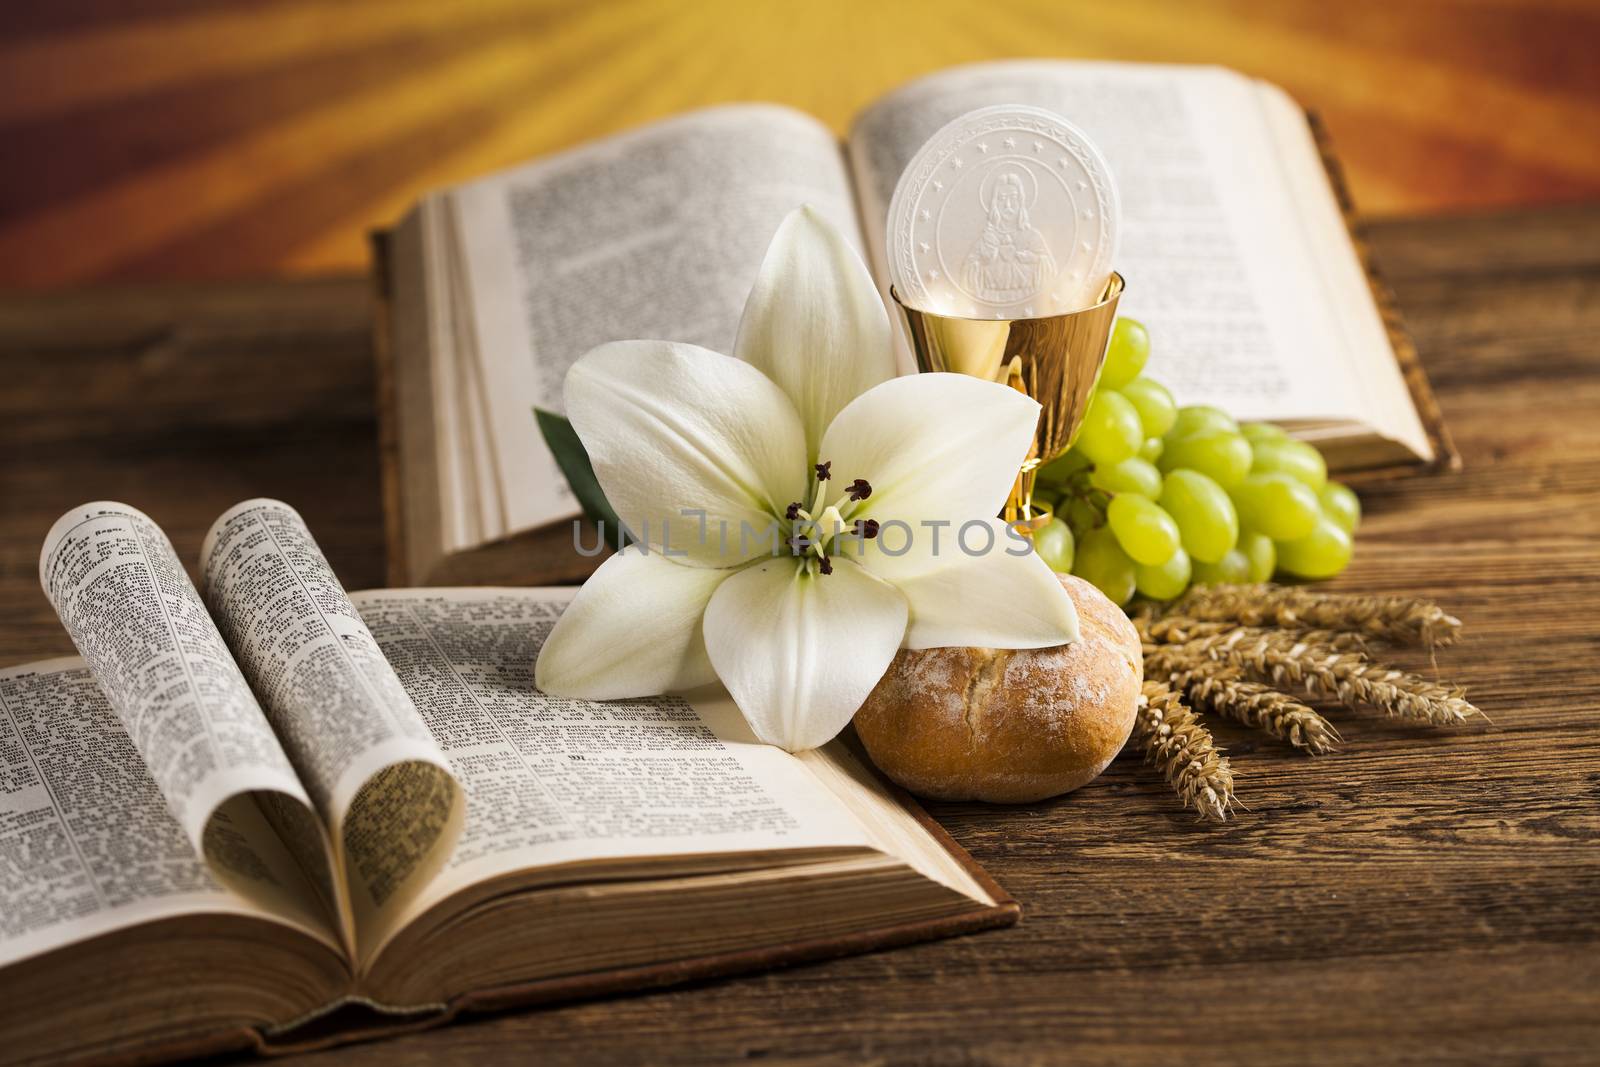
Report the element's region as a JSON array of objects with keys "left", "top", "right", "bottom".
[{"left": 807, "top": 475, "right": 829, "bottom": 516}]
